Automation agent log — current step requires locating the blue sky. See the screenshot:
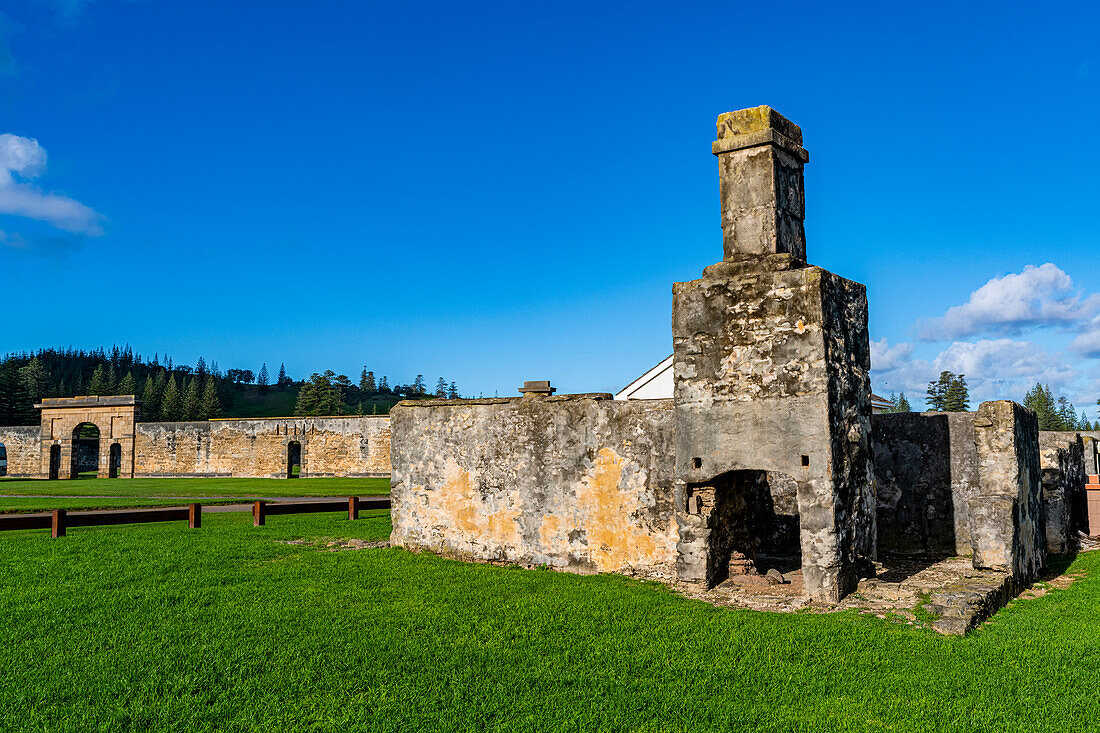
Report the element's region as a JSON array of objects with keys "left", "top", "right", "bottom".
[{"left": 2, "top": 1, "right": 1099, "bottom": 413}]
